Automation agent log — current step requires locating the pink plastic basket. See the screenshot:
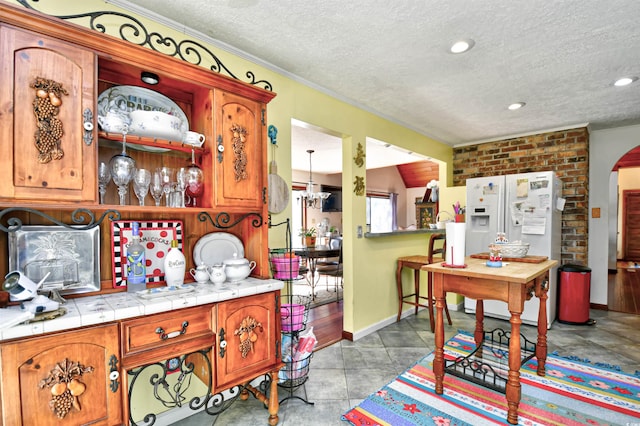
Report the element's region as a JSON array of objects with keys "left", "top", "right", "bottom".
[
  {"left": 271, "top": 256, "right": 300, "bottom": 280},
  {"left": 281, "top": 303, "right": 305, "bottom": 332}
]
